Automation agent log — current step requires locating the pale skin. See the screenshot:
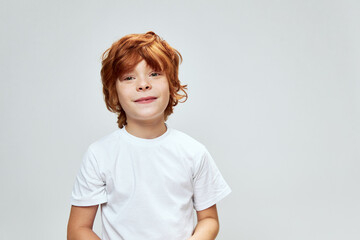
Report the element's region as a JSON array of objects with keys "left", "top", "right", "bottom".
[
  {"left": 67, "top": 59, "right": 220, "bottom": 240},
  {"left": 67, "top": 204, "right": 219, "bottom": 240}
]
